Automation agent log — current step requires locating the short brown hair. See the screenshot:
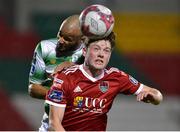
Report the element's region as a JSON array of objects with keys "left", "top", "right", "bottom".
[{"left": 84, "top": 32, "right": 116, "bottom": 49}]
